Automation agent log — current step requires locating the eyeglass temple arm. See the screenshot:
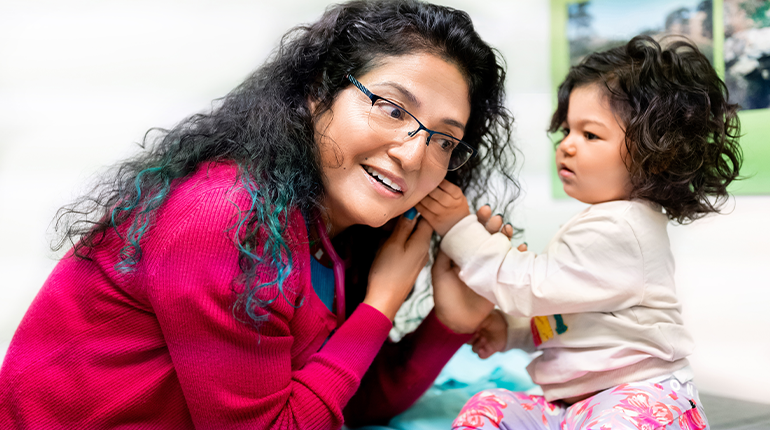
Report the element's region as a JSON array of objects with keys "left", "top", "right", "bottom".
[
  {"left": 346, "top": 74, "right": 377, "bottom": 102},
  {"left": 346, "top": 73, "right": 429, "bottom": 147}
]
